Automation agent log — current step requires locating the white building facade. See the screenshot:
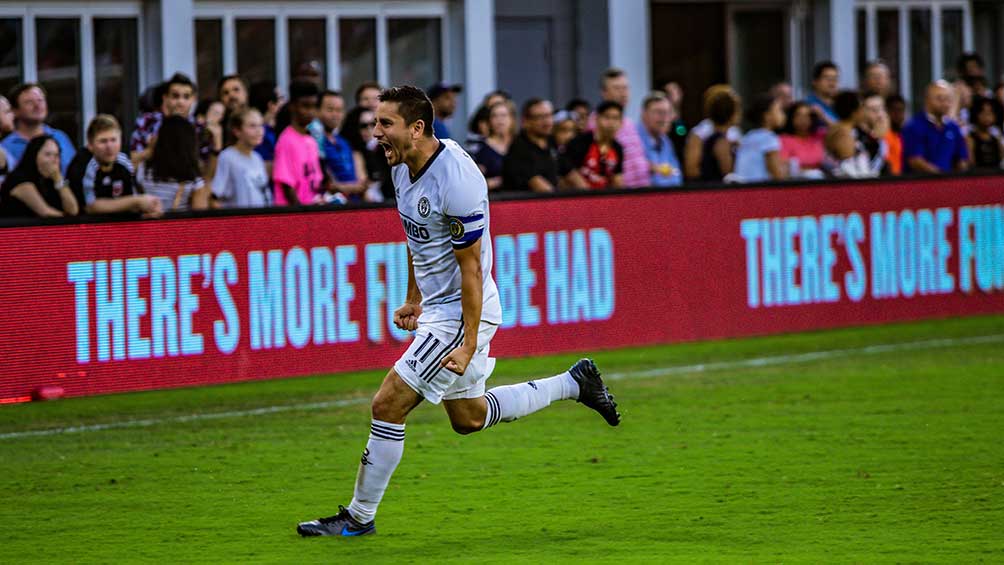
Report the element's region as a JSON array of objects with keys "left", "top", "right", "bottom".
[{"left": 0, "top": 0, "right": 997, "bottom": 144}]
